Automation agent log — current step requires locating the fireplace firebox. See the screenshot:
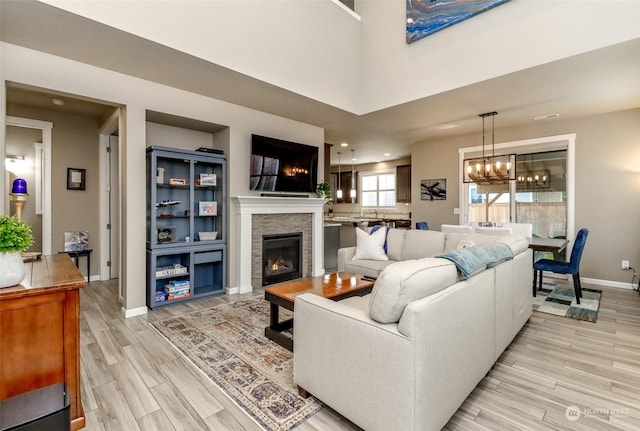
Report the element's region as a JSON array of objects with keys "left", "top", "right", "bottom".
[{"left": 262, "top": 232, "right": 302, "bottom": 286}]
